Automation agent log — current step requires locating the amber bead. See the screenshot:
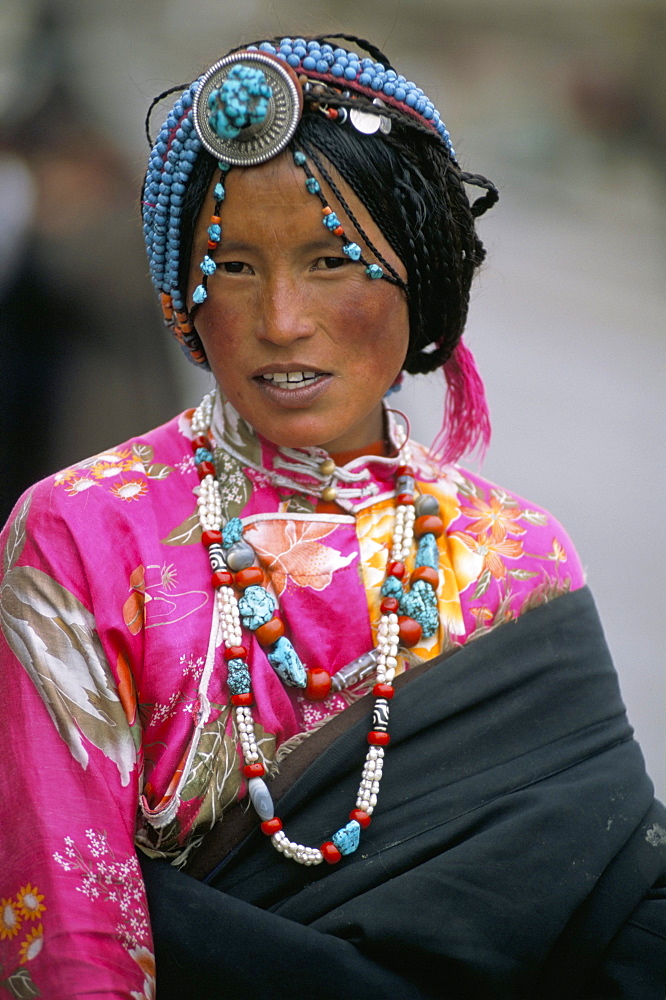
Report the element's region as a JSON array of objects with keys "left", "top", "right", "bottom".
[
  {"left": 398, "top": 615, "right": 423, "bottom": 647},
  {"left": 234, "top": 567, "right": 264, "bottom": 589},
  {"left": 414, "top": 514, "right": 444, "bottom": 538},
  {"left": 211, "top": 570, "right": 233, "bottom": 588},
  {"left": 410, "top": 566, "right": 439, "bottom": 589},
  {"left": 305, "top": 667, "right": 332, "bottom": 701},
  {"left": 255, "top": 617, "right": 285, "bottom": 646}
]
